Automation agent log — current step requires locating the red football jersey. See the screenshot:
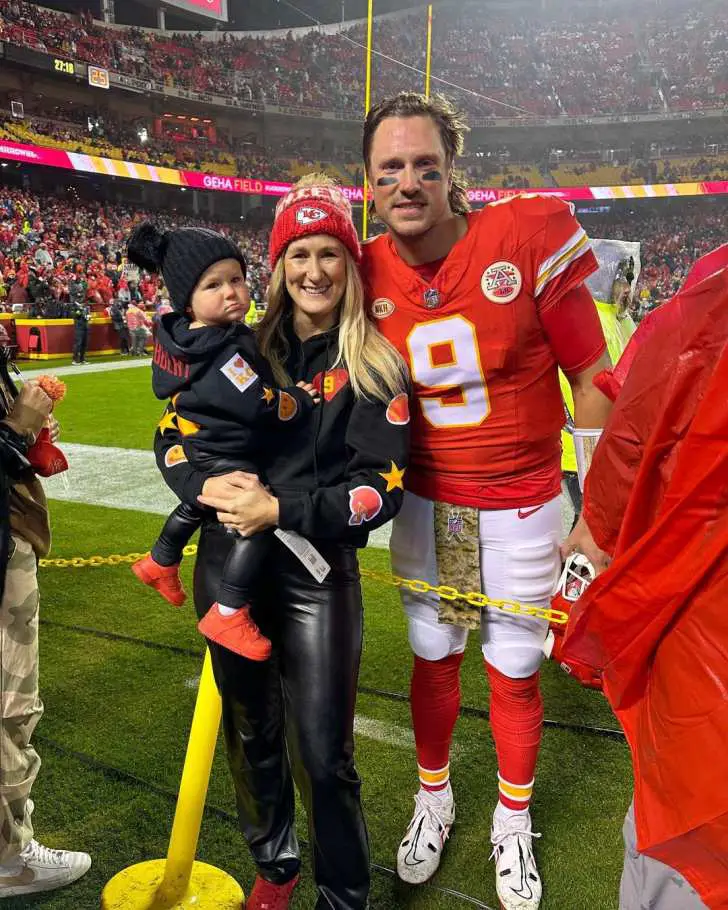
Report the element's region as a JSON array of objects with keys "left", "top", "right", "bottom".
[{"left": 363, "top": 194, "right": 600, "bottom": 509}]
